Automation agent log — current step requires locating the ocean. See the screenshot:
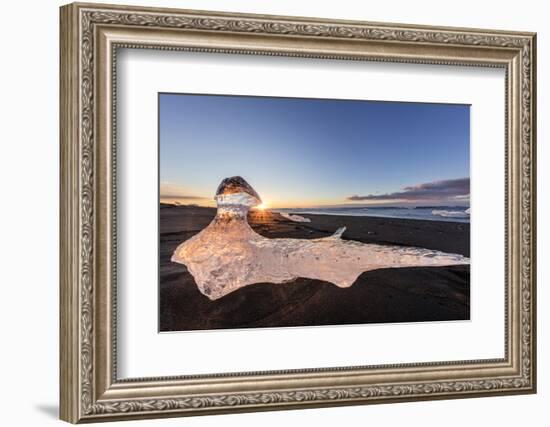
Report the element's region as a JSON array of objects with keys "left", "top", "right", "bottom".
[{"left": 275, "top": 206, "right": 470, "bottom": 223}]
